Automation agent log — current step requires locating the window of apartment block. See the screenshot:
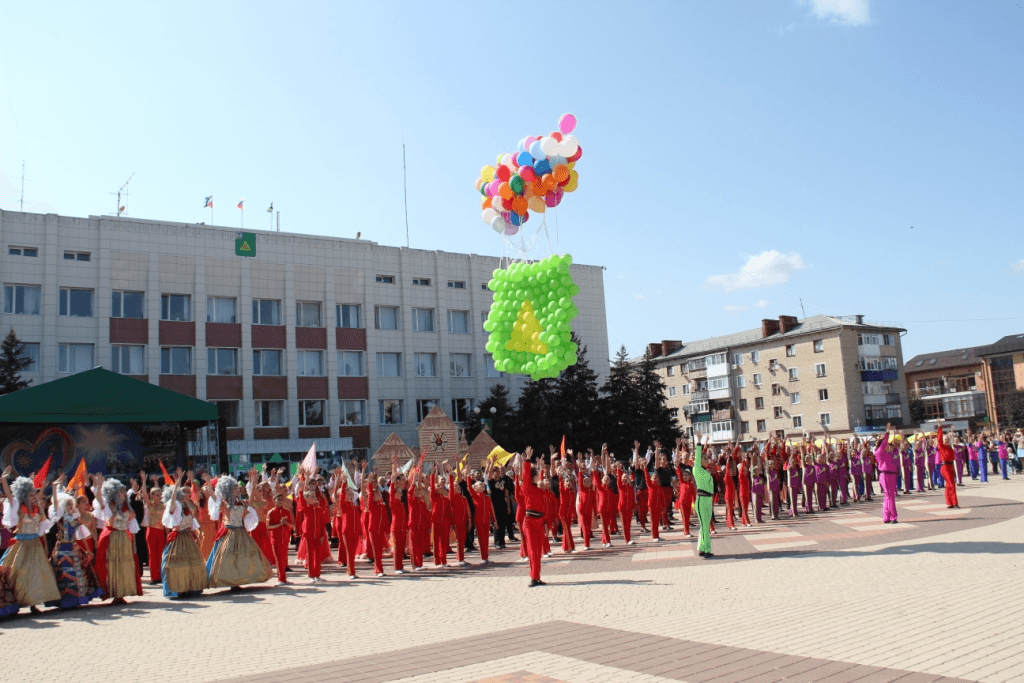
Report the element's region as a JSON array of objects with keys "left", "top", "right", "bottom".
[
  {"left": 8, "top": 247, "right": 38, "bottom": 257},
  {"left": 882, "top": 334, "right": 894, "bottom": 346},
  {"left": 416, "top": 399, "right": 438, "bottom": 421},
  {"left": 3, "top": 284, "right": 41, "bottom": 315},
  {"left": 206, "top": 297, "right": 237, "bottom": 323},
  {"left": 451, "top": 398, "right": 474, "bottom": 422},
  {"left": 447, "top": 310, "right": 469, "bottom": 334},
  {"left": 256, "top": 400, "right": 284, "bottom": 427},
  {"left": 374, "top": 305, "right": 399, "bottom": 330},
  {"left": 207, "top": 348, "right": 238, "bottom": 375},
  {"left": 858, "top": 333, "right": 880, "bottom": 346},
  {"left": 769, "top": 358, "right": 779, "bottom": 371},
  {"left": 447, "top": 280, "right": 465, "bottom": 289},
  {"left": 818, "top": 388, "right": 829, "bottom": 401},
  {"left": 481, "top": 282, "right": 488, "bottom": 290},
  {"left": 819, "top": 413, "right": 831, "bottom": 427},
  {"left": 296, "top": 350, "right": 323, "bottom": 376},
  {"left": 771, "top": 383, "right": 781, "bottom": 396},
  {"left": 59, "top": 288, "right": 93, "bottom": 317},
  {"left": 213, "top": 400, "right": 240, "bottom": 428},
  {"left": 791, "top": 392, "right": 800, "bottom": 405},
  {"left": 706, "top": 353, "right": 726, "bottom": 366},
  {"left": 412, "top": 308, "right": 434, "bottom": 332},
  {"left": 736, "top": 398, "right": 745, "bottom": 411},
  {"left": 58, "top": 343, "right": 93, "bottom": 374},
  {"left": 252, "top": 349, "right": 282, "bottom": 375},
  {"left": 337, "top": 304, "right": 360, "bottom": 328},
  {"left": 375, "top": 274, "right": 395, "bottom": 284},
  {"left": 450, "top": 353, "right": 472, "bottom": 377},
  {"left": 751, "top": 350, "right": 760, "bottom": 363},
  {"left": 161, "top": 294, "right": 191, "bottom": 321},
  {"left": 815, "top": 362, "right": 826, "bottom": 378},
  {"left": 338, "top": 350, "right": 363, "bottom": 376},
  {"left": 414, "top": 352, "right": 437, "bottom": 377},
  {"left": 788, "top": 367, "right": 799, "bottom": 381},
  {"left": 252, "top": 299, "right": 281, "bottom": 325},
  {"left": 707, "top": 377, "right": 728, "bottom": 391},
  {"left": 412, "top": 278, "right": 431, "bottom": 286},
  {"left": 732, "top": 353, "right": 744, "bottom": 366},
  {"left": 379, "top": 399, "right": 403, "bottom": 424},
  {"left": 161, "top": 347, "right": 192, "bottom": 375},
  {"left": 786, "top": 344, "right": 795, "bottom": 357},
  {"left": 668, "top": 386, "right": 676, "bottom": 397},
  {"left": 735, "top": 375, "right": 746, "bottom": 388},
  {"left": 792, "top": 415, "right": 803, "bottom": 429},
  {"left": 64, "top": 251, "right": 90, "bottom": 262},
  {"left": 111, "top": 291, "right": 145, "bottom": 319},
  {"left": 111, "top": 345, "right": 145, "bottom": 375},
  {"left": 813, "top": 339, "right": 824, "bottom": 353},
  {"left": 752, "top": 373, "right": 762, "bottom": 386},
  {"left": 741, "top": 421, "right": 749, "bottom": 434},
  {"left": 298, "top": 400, "right": 325, "bottom": 426},
  {"left": 667, "top": 366, "right": 675, "bottom": 377},
  {"left": 340, "top": 400, "right": 365, "bottom": 426},
  {"left": 484, "top": 354, "right": 503, "bottom": 378},
  {"left": 682, "top": 384, "right": 690, "bottom": 395},
  {"left": 296, "top": 301, "right": 322, "bottom": 328},
  {"left": 22, "top": 342, "right": 39, "bottom": 373},
  {"left": 376, "top": 352, "right": 401, "bottom": 377},
  {"left": 774, "top": 406, "right": 783, "bottom": 418},
  {"left": 755, "top": 397, "right": 764, "bottom": 410},
  {"left": 757, "top": 419, "right": 766, "bottom": 432}
]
